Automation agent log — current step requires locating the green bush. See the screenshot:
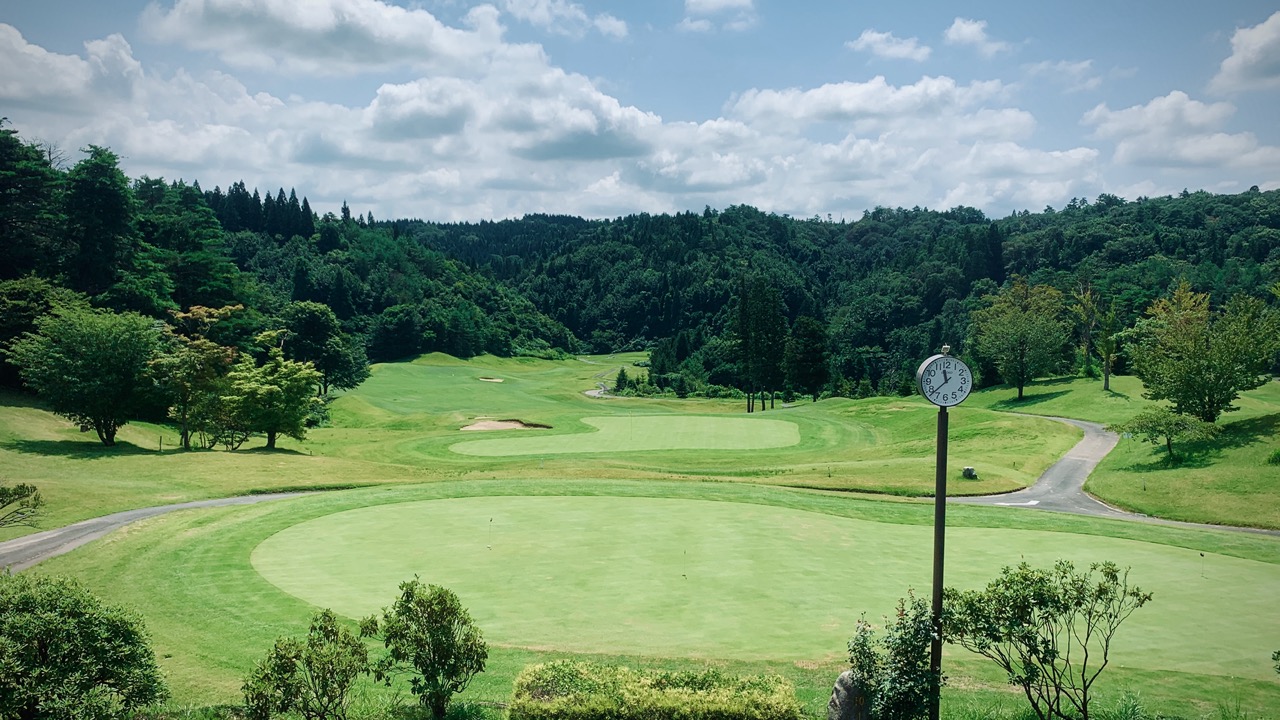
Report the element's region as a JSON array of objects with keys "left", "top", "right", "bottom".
[
  {"left": 1267, "top": 448, "right": 1280, "bottom": 465},
  {"left": 0, "top": 572, "right": 168, "bottom": 719},
  {"left": 509, "top": 660, "right": 802, "bottom": 720}
]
